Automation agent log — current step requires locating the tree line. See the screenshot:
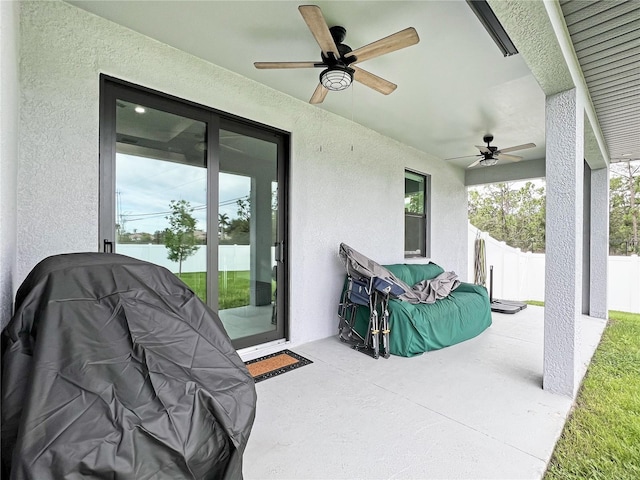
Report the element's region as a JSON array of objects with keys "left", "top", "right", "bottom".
[
  {"left": 468, "top": 181, "right": 546, "bottom": 253},
  {"left": 468, "top": 160, "right": 639, "bottom": 255},
  {"left": 609, "top": 161, "right": 640, "bottom": 255}
]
